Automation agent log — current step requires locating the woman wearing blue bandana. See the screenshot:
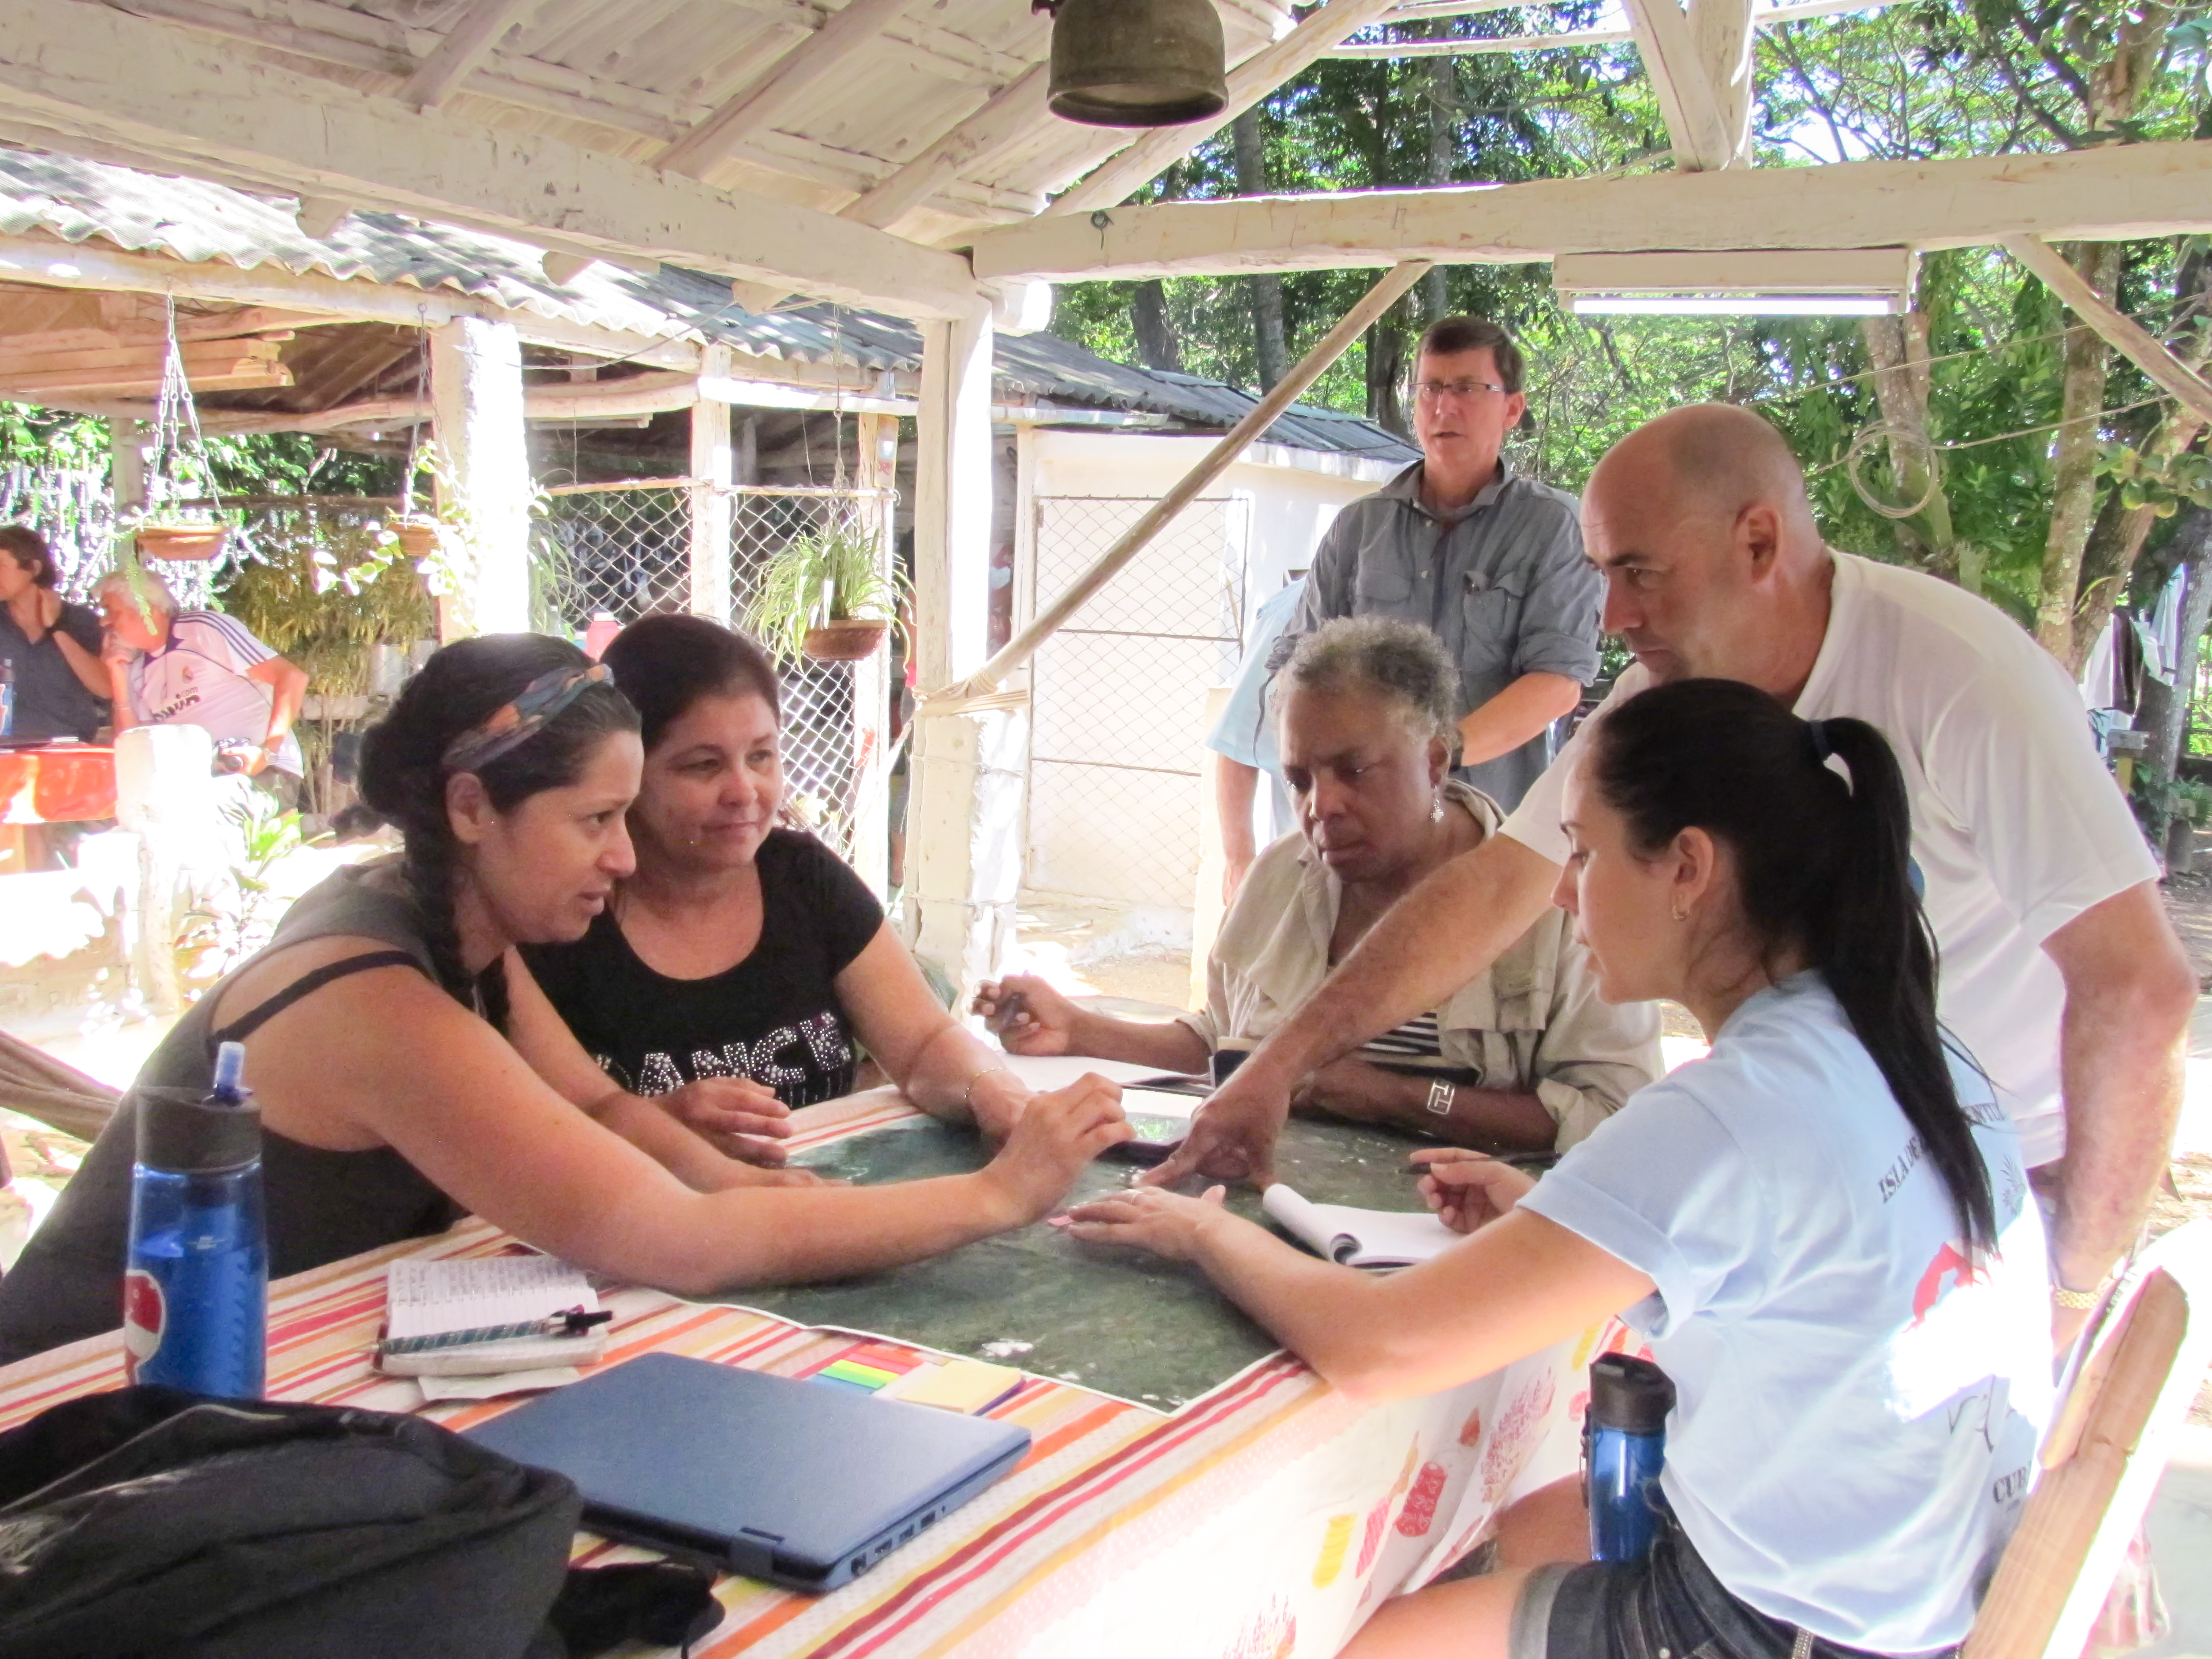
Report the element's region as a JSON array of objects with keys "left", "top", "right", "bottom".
[{"left": 0, "top": 633, "right": 1130, "bottom": 1364}]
